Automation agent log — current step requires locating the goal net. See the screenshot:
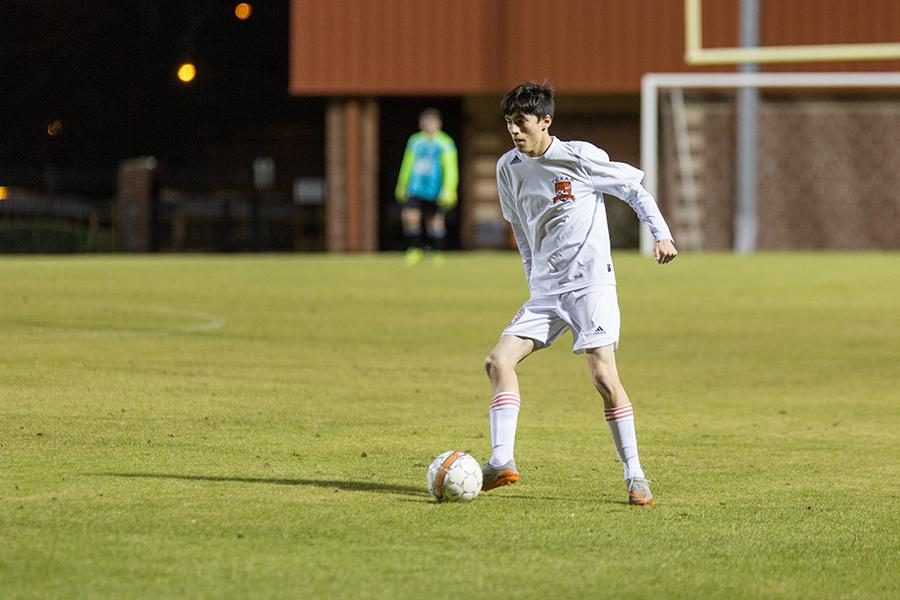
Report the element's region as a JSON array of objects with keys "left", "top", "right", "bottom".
[{"left": 640, "top": 72, "right": 900, "bottom": 252}]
